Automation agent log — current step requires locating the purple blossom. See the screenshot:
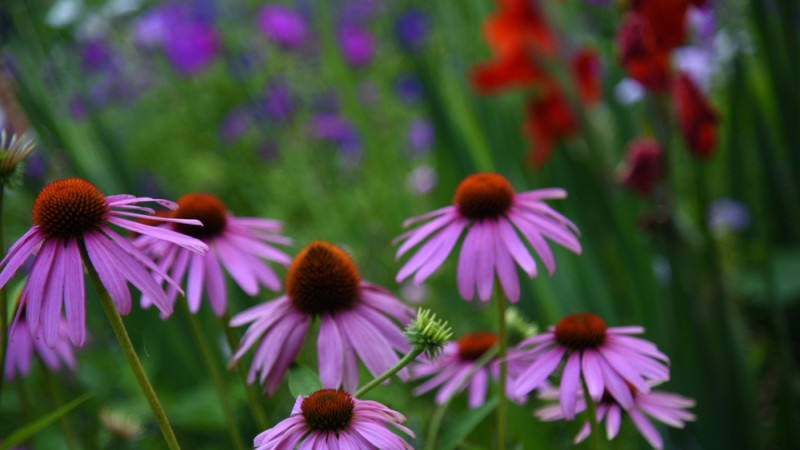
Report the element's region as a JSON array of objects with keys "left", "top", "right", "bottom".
[
  {"left": 395, "top": 75, "right": 424, "bottom": 104},
  {"left": 162, "top": 20, "right": 220, "bottom": 75},
  {"left": 337, "top": 25, "right": 375, "bottom": 67},
  {"left": 256, "top": 4, "right": 309, "bottom": 50},
  {"left": 706, "top": 198, "right": 751, "bottom": 235},
  {"left": 80, "top": 39, "right": 114, "bottom": 72},
  {"left": 263, "top": 83, "right": 294, "bottom": 121},
  {"left": 311, "top": 113, "right": 354, "bottom": 141},
  {"left": 219, "top": 107, "right": 252, "bottom": 143},
  {"left": 407, "top": 117, "right": 435, "bottom": 155},
  {"left": 395, "top": 9, "right": 429, "bottom": 52}
]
